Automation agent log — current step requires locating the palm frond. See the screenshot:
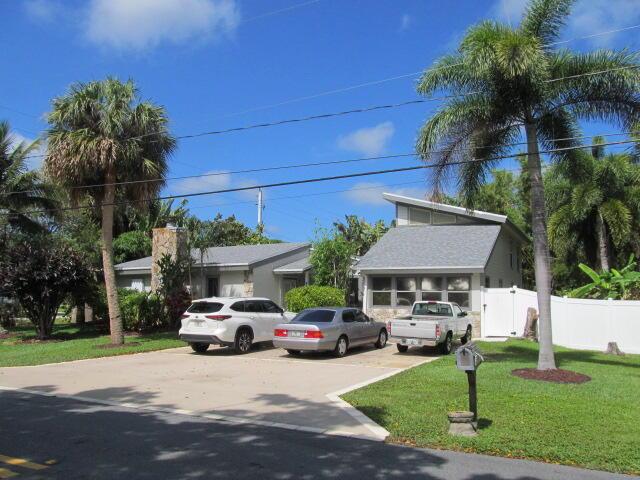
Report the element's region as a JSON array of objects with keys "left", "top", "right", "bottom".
[{"left": 521, "top": 0, "right": 574, "bottom": 45}]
